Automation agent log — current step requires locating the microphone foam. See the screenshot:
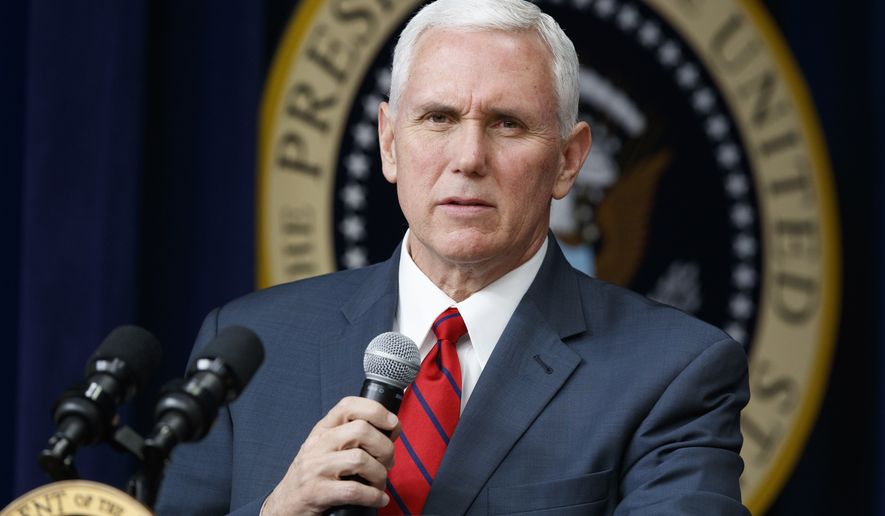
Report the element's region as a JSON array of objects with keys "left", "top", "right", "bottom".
[
  {"left": 195, "top": 325, "right": 265, "bottom": 394},
  {"left": 363, "top": 332, "right": 420, "bottom": 390},
  {"left": 87, "top": 325, "right": 162, "bottom": 389}
]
